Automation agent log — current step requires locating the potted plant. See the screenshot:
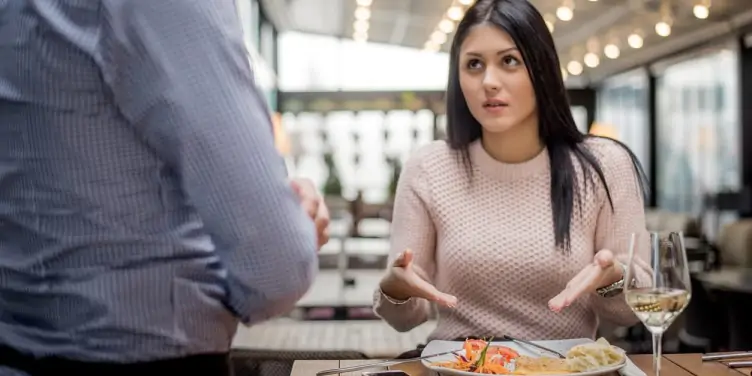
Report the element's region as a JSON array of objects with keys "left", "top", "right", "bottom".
[
  {"left": 386, "top": 156, "right": 402, "bottom": 200},
  {"left": 322, "top": 152, "right": 342, "bottom": 199}
]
